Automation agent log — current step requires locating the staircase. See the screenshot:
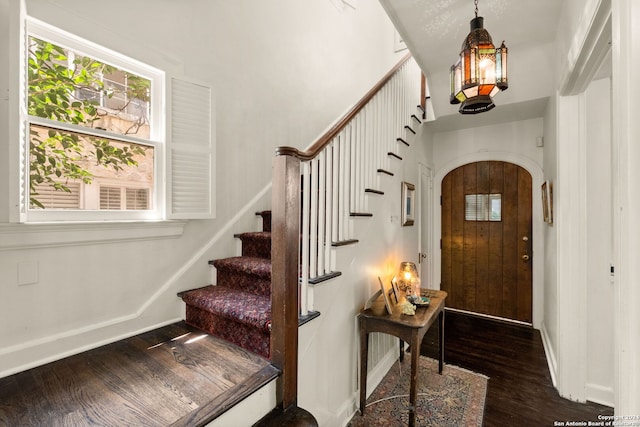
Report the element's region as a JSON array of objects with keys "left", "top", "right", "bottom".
[
  {"left": 179, "top": 210, "right": 273, "bottom": 359},
  {"left": 177, "top": 54, "right": 426, "bottom": 425}
]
